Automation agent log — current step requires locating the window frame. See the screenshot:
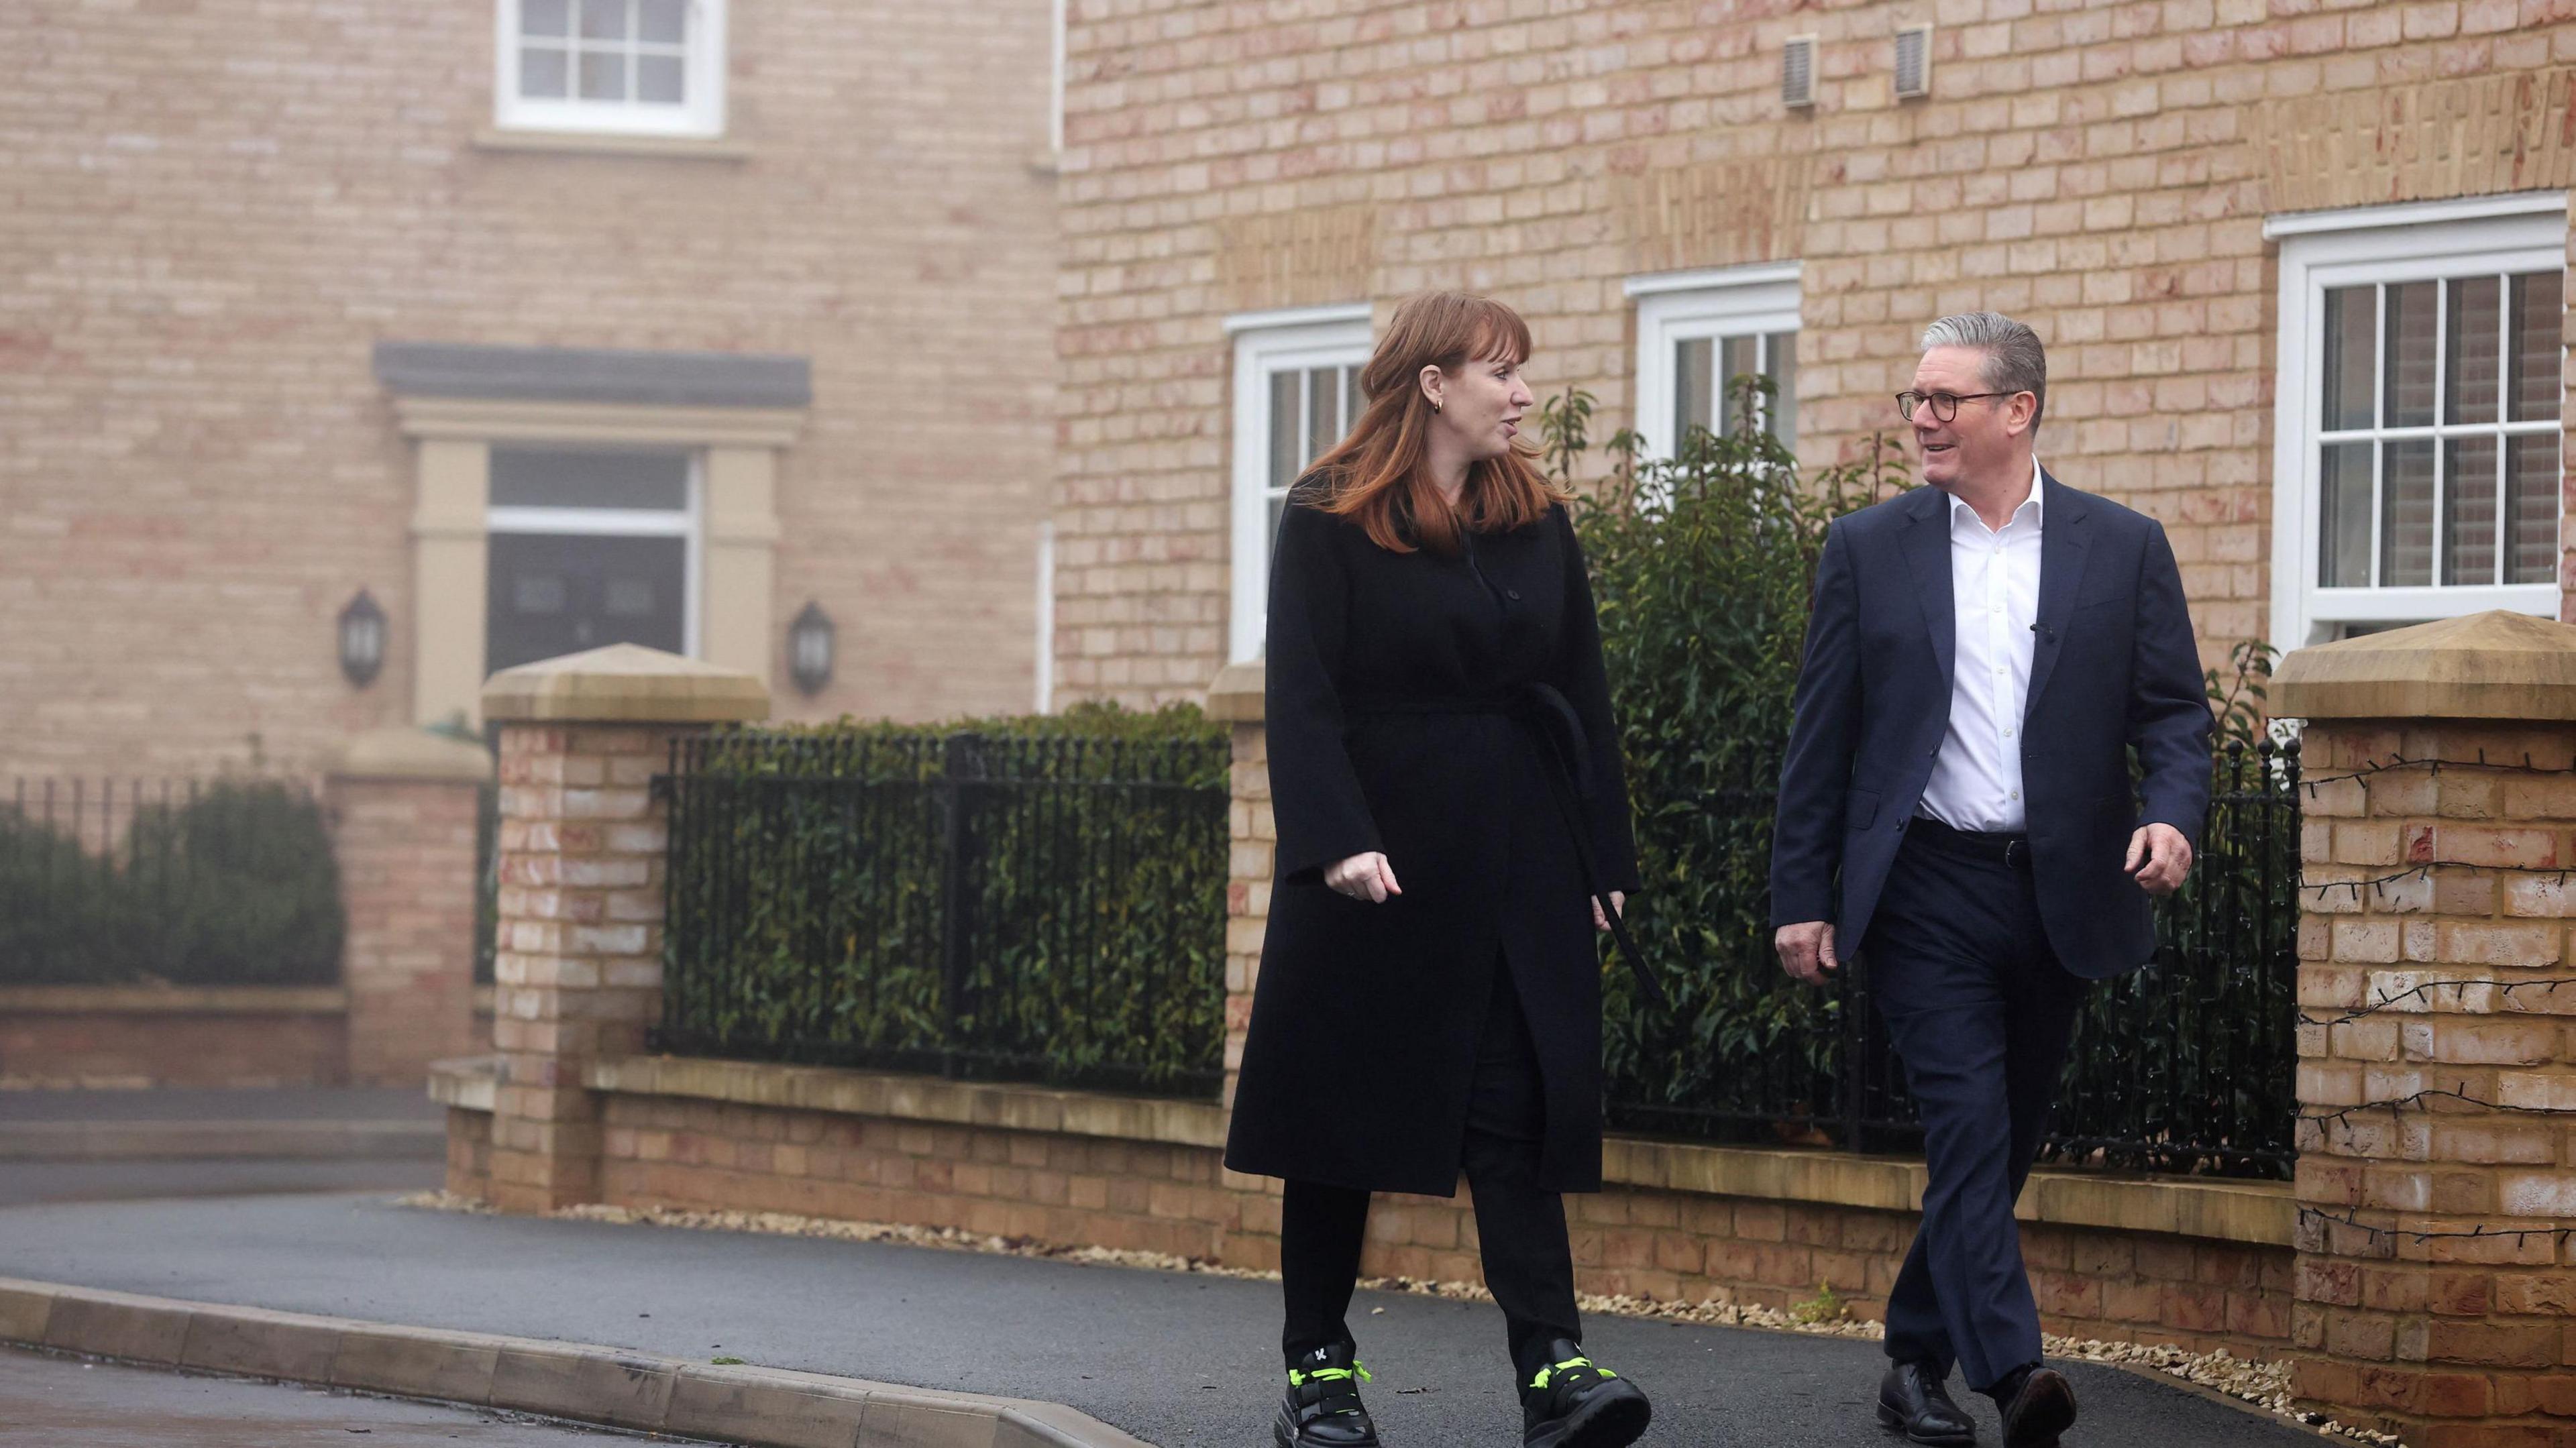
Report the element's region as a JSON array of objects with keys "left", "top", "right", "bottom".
[
  {"left": 2268, "top": 193, "right": 2568, "bottom": 651},
  {"left": 1226, "top": 304, "right": 1373, "bottom": 665},
  {"left": 486, "top": 447, "right": 704, "bottom": 661},
  {"left": 1626, "top": 262, "right": 1804, "bottom": 462},
  {"left": 493, "top": 0, "right": 729, "bottom": 140}
]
